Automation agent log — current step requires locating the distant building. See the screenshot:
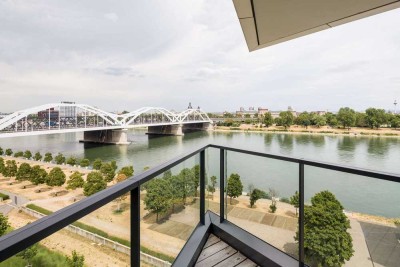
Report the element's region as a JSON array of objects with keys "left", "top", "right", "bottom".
[
  {"left": 236, "top": 107, "right": 268, "bottom": 118},
  {"left": 60, "top": 101, "right": 76, "bottom": 118},
  {"left": 38, "top": 108, "right": 59, "bottom": 119}
]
